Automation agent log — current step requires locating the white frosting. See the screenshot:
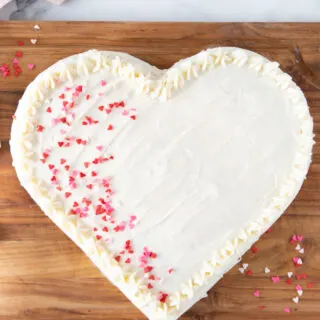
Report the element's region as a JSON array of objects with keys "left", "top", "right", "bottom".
[{"left": 10, "top": 47, "right": 314, "bottom": 320}]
